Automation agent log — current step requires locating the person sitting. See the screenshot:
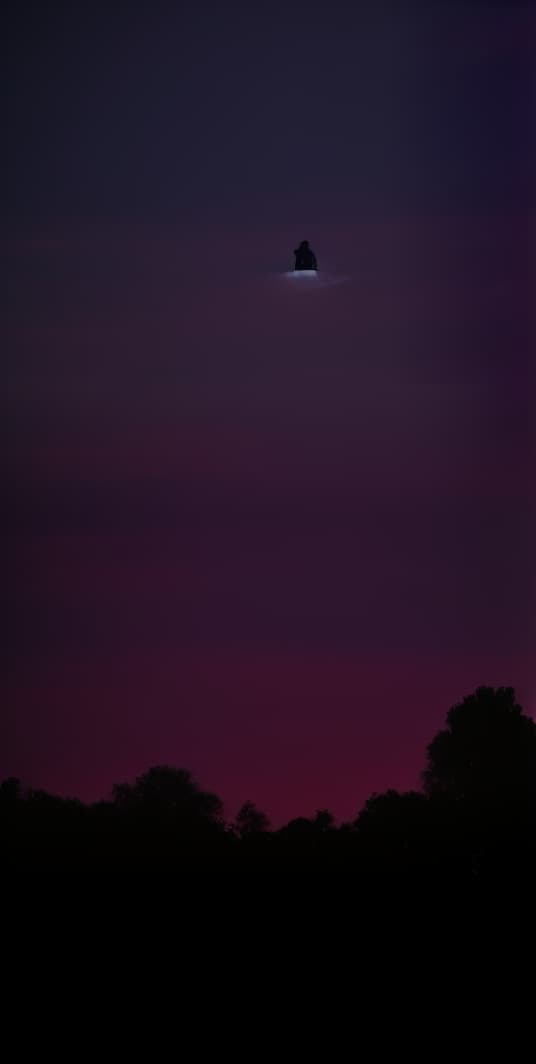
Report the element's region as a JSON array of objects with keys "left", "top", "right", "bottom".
[{"left": 293, "top": 240, "right": 317, "bottom": 271}]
